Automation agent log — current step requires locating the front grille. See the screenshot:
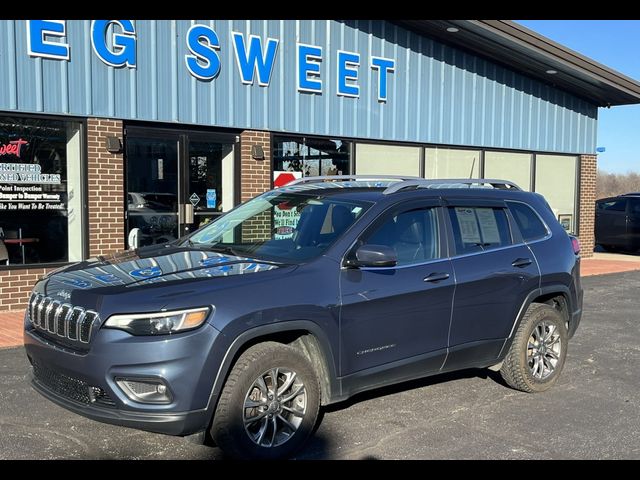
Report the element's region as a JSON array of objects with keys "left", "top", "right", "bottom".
[
  {"left": 33, "top": 359, "right": 91, "bottom": 404},
  {"left": 28, "top": 293, "right": 99, "bottom": 344},
  {"left": 32, "top": 359, "right": 115, "bottom": 407}
]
